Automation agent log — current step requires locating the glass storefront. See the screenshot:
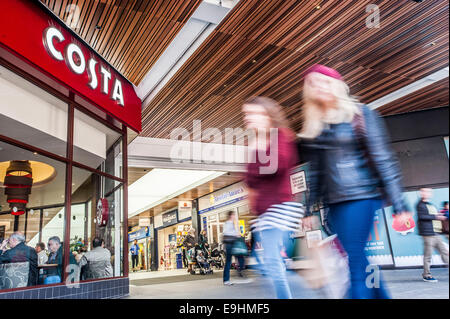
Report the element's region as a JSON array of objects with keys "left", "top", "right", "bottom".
[
  {"left": 157, "top": 220, "right": 192, "bottom": 271},
  {"left": 0, "top": 62, "right": 127, "bottom": 290},
  {"left": 128, "top": 227, "right": 152, "bottom": 272},
  {"left": 198, "top": 182, "right": 254, "bottom": 248}
]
